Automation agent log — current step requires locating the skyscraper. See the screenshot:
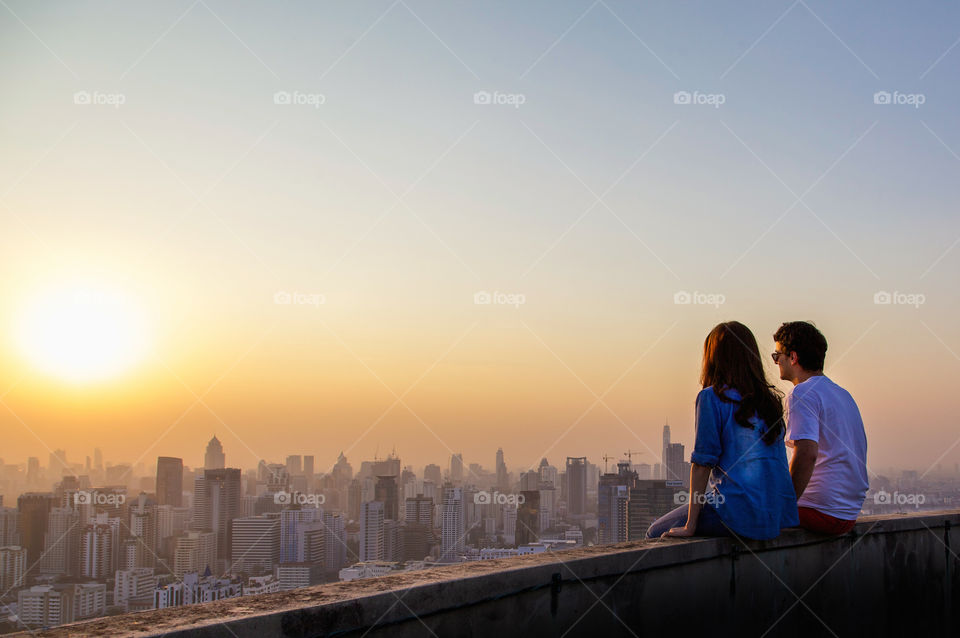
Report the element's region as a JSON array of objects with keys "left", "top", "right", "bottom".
[
  {"left": 17, "top": 492, "right": 54, "bottom": 568},
  {"left": 565, "top": 457, "right": 587, "bottom": 517},
  {"left": 40, "top": 507, "right": 79, "bottom": 576},
  {"left": 403, "top": 494, "right": 434, "bottom": 561},
  {"left": 598, "top": 462, "right": 637, "bottom": 545},
  {"left": 193, "top": 468, "right": 241, "bottom": 562},
  {"left": 156, "top": 457, "right": 183, "bottom": 507},
  {"left": 303, "top": 455, "right": 315, "bottom": 478},
  {"left": 230, "top": 514, "right": 279, "bottom": 573},
  {"left": 496, "top": 448, "right": 508, "bottom": 490},
  {"left": 449, "top": 454, "right": 463, "bottom": 484},
  {"left": 440, "top": 485, "right": 463, "bottom": 562},
  {"left": 204, "top": 436, "right": 225, "bottom": 470},
  {"left": 423, "top": 464, "right": 442, "bottom": 486},
  {"left": 80, "top": 514, "right": 116, "bottom": 580},
  {"left": 286, "top": 455, "right": 302, "bottom": 475},
  {"left": 359, "top": 501, "right": 384, "bottom": 562},
  {"left": 374, "top": 476, "right": 399, "bottom": 521}
]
